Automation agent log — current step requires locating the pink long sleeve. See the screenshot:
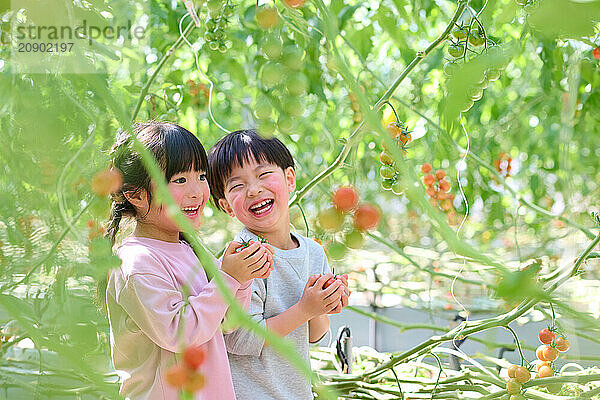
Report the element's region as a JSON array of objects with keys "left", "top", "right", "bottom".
[{"left": 106, "top": 237, "right": 243, "bottom": 400}]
